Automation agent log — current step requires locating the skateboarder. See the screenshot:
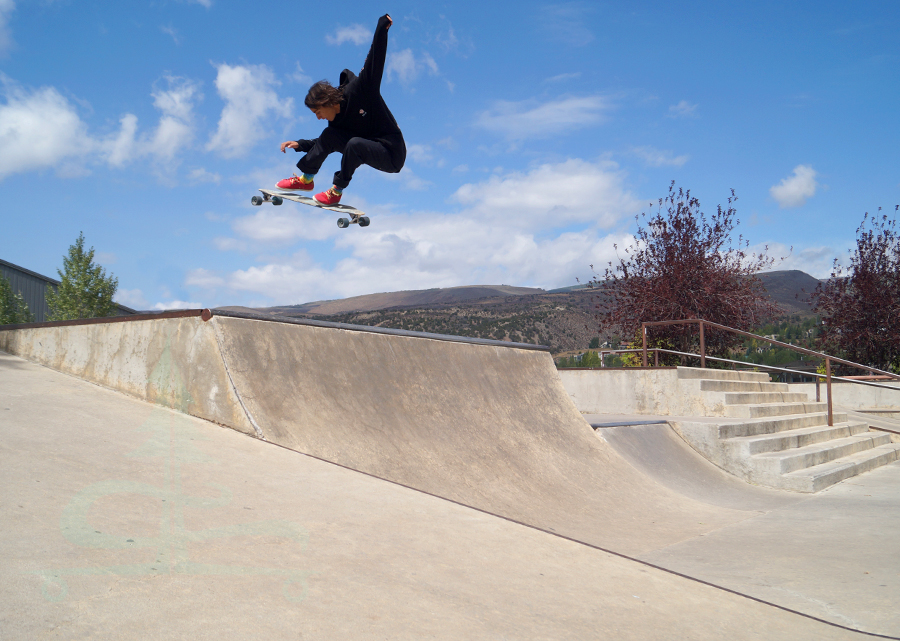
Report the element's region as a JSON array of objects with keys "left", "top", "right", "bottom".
[{"left": 278, "top": 14, "right": 406, "bottom": 205}]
